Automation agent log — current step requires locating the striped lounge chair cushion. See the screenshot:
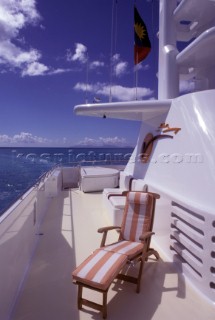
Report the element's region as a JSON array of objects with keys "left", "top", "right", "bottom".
[
  {"left": 102, "top": 240, "right": 144, "bottom": 259},
  {"left": 121, "top": 192, "right": 153, "bottom": 242},
  {"left": 72, "top": 249, "right": 127, "bottom": 291}
]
